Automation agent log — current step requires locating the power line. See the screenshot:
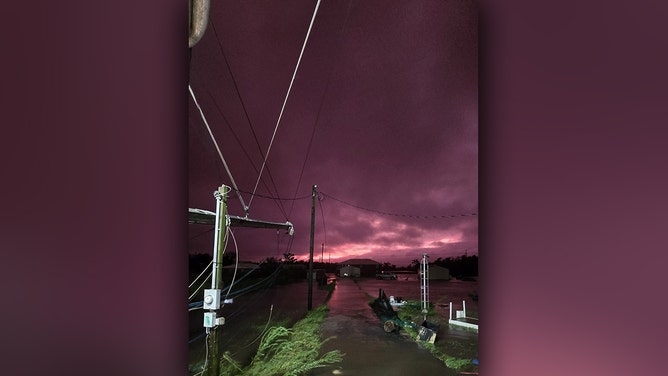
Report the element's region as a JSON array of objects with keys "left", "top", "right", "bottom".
[
  {"left": 189, "top": 259, "right": 213, "bottom": 290},
  {"left": 248, "top": 0, "right": 323, "bottom": 210},
  {"left": 208, "top": 21, "right": 289, "bottom": 219},
  {"left": 289, "top": 0, "right": 356, "bottom": 219},
  {"left": 189, "top": 84, "right": 248, "bottom": 212},
  {"left": 235, "top": 189, "right": 311, "bottom": 202},
  {"left": 204, "top": 89, "right": 289, "bottom": 219},
  {"left": 320, "top": 191, "right": 478, "bottom": 219},
  {"left": 221, "top": 228, "right": 240, "bottom": 308}
]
